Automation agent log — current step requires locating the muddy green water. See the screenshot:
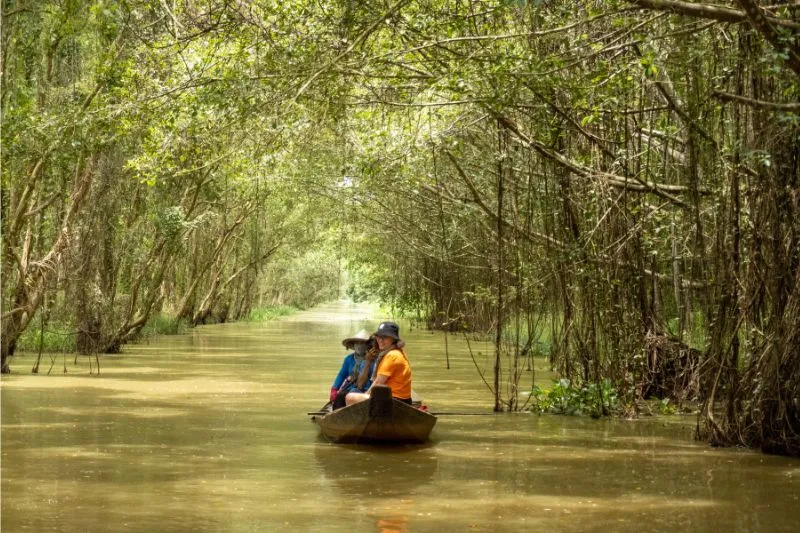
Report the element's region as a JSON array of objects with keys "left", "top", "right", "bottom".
[{"left": 2, "top": 301, "right": 798, "bottom": 532}]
